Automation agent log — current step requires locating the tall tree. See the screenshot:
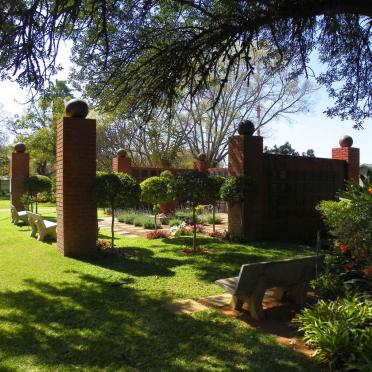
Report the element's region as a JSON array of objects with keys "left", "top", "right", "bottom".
[
  {"left": 176, "top": 53, "right": 316, "bottom": 164},
  {"left": 264, "top": 142, "right": 315, "bottom": 157},
  {"left": 97, "top": 108, "right": 186, "bottom": 169},
  {"left": 7, "top": 80, "right": 73, "bottom": 175},
  {"left": 0, "top": 1, "right": 370, "bottom": 126}
]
